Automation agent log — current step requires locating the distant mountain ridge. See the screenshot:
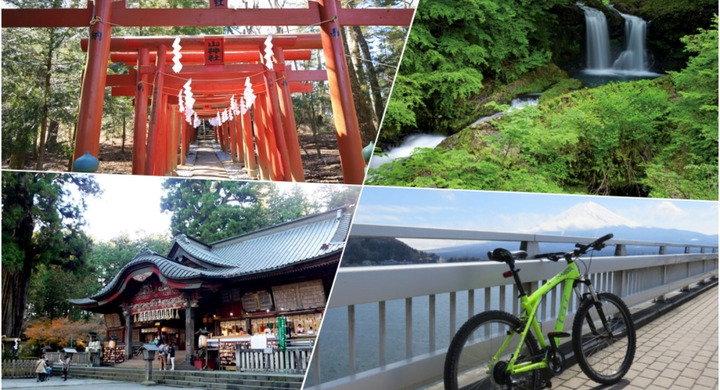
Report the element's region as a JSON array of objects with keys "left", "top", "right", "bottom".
[
  {"left": 429, "top": 202, "right": 717, "bottom": 259},
  {"left": 341, "top": 237, "right": 437, "bottom": 266}
]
